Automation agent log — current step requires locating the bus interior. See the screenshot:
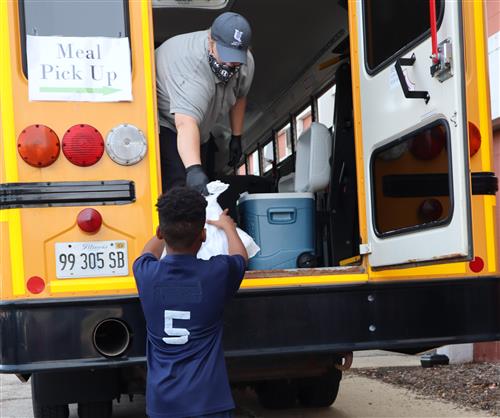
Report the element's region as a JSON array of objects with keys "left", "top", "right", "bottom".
[{"left": 152, "top": 0, "right": 361, "bottom": 272}]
